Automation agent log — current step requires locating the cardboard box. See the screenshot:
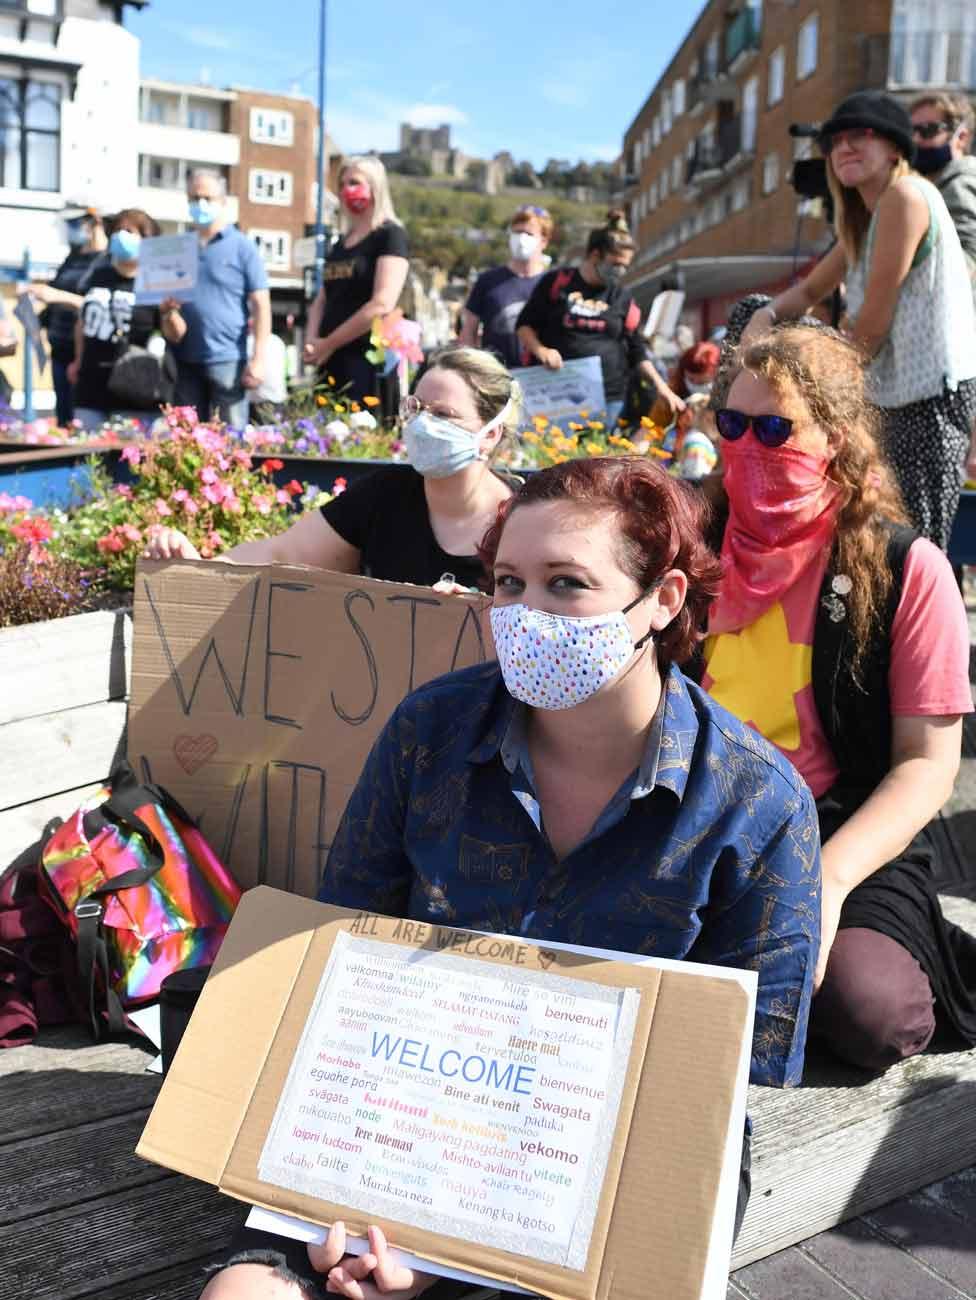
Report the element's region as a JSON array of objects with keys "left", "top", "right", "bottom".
[
  {"left": 127, "top": 560, "right": 491, "bottom": 897},
  {"left": 138, "top": 888, "right": 756, "bottom": 1300}
]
